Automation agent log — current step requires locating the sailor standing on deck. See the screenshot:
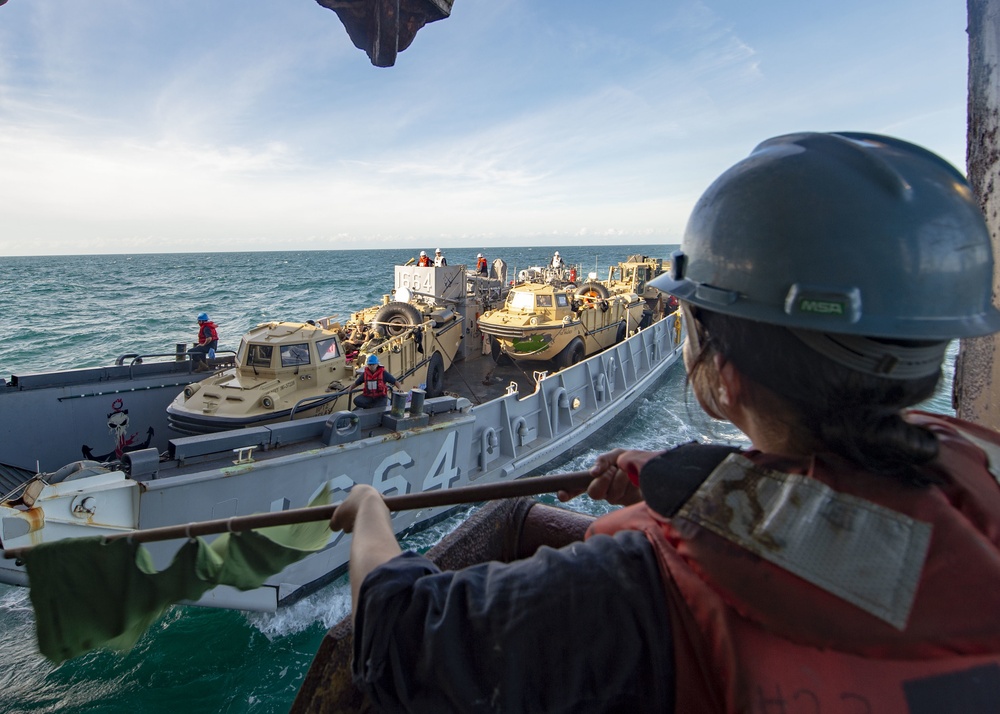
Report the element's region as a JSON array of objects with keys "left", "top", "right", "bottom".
[
  {"left": 433, "top": 248, "right": 447, "bottom": 267},
  {"left": 188, "top": 312, "right": 218, "bottom": 372},
  {"left": 550, "top": 250, "right": 564, "bottom": 269},
  {"left": 416, "top": 251, "right": 431, "bottom": 267},
  {"left": 476, "top": 253, "right": 488, "bottom": 276},
  {"left": 331, "top": 133, "right": 1000, "bottom": 713},
  {"left": 350, "top": 354, "right": 398, "bottom": 409}
]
